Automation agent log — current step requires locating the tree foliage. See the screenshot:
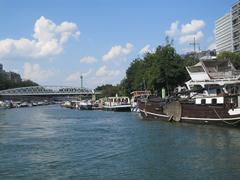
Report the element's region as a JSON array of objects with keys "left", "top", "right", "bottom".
[
  {"left": 0, "top": 73, "right": 38, "bottom": 90},
  {"left": 217, "top": 51, "right": 240, "bottom": 69},
  {"left": 121, "top": 44, "right": 194, "bottom": 96},
  {"left": 94, "top": 44, "right": 195, "bottom": 97},
  {"left": 95, "top": 84, "right": 121, "bottom": 98}
]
